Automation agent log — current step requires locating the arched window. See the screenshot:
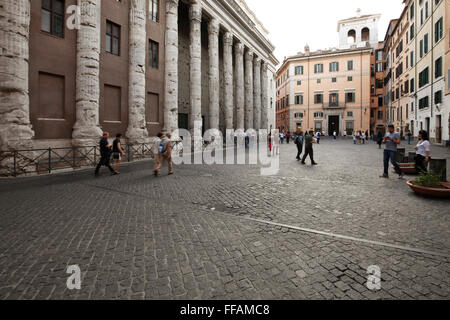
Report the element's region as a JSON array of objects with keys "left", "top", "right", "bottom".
[
  {"left": 347, "top": 30, "right": 356, "bottom": 44},
  {"left": 362, "top": 27, "right": 370, "bottom": 42}
]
